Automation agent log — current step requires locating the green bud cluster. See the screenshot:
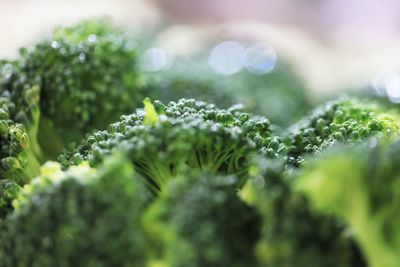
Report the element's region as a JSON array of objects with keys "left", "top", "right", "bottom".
[
  {"left": 144, "top": 171, "right": 261, "bottom": 267},
  {"left": 0, "top": 154, "right": 150, "bottom": 267},
  {"left": 286, "top": 98, "right": 399, "bottom": 166},
  {"left": 59, "top": 99, "right": 284, "bottom": 194}
]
